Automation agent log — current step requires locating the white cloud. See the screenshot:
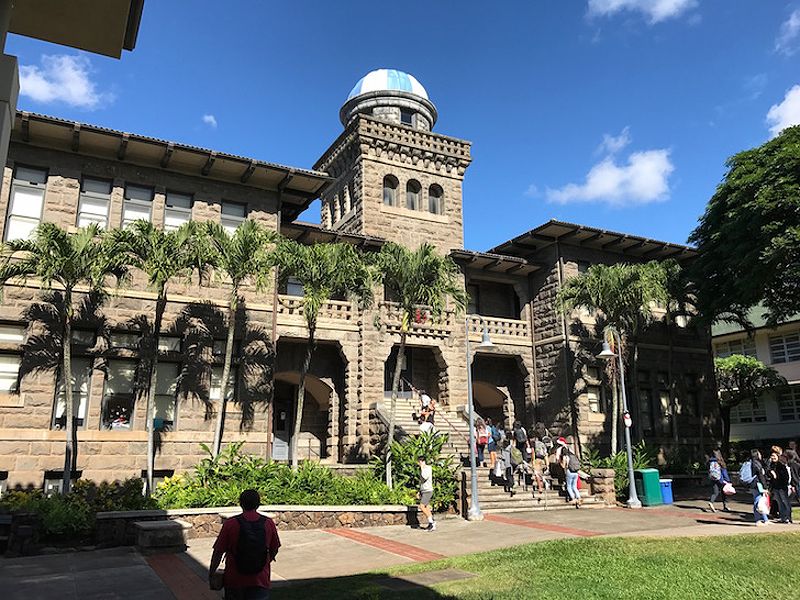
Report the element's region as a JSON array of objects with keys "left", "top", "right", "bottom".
[
  {"left": 546, "top": 149, "right": 674, "bottom": 206},
  {"left": 597, "top": 126, "right": 631, "bottom": 155},
  {"left": 776, "top": 9, "right": 800, "bottom": 56},
  {"left": 19, "top": 54, "right": 111, "bottom": 109},
  {"left": 524, "top": 184, "right": 539, "bottom": 198},
  {"left": 202, "top": 114, "right": 218, "bottom": 128},
  {"left": 587, "top": 0, "right": 697, "bottom": 24},
  {"left": 766, "top": 84, "right": 800, "bottom": 137}
]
